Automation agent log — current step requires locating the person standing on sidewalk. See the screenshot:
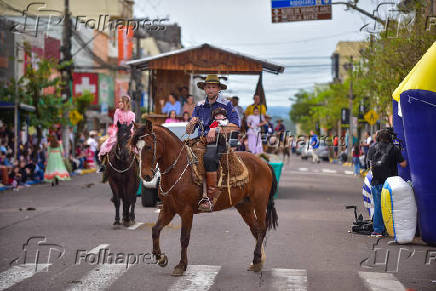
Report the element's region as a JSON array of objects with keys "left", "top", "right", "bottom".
[
  {"left": 366, "top": 129, "right": 407, "bottom": 237},
  {"left": 310, "top": 130, "right": 320, "bottom": 163},
  {"left": 352, "top": 143, "right": 360, "bottom": 176}
]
